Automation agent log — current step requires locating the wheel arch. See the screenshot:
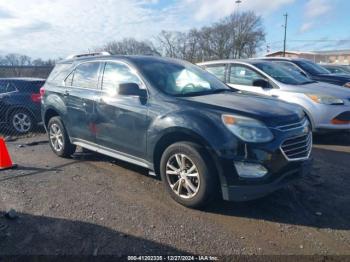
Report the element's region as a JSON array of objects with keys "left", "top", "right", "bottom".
[{"left": 152, "top": 128, "right": 218, "bottom": 177}]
